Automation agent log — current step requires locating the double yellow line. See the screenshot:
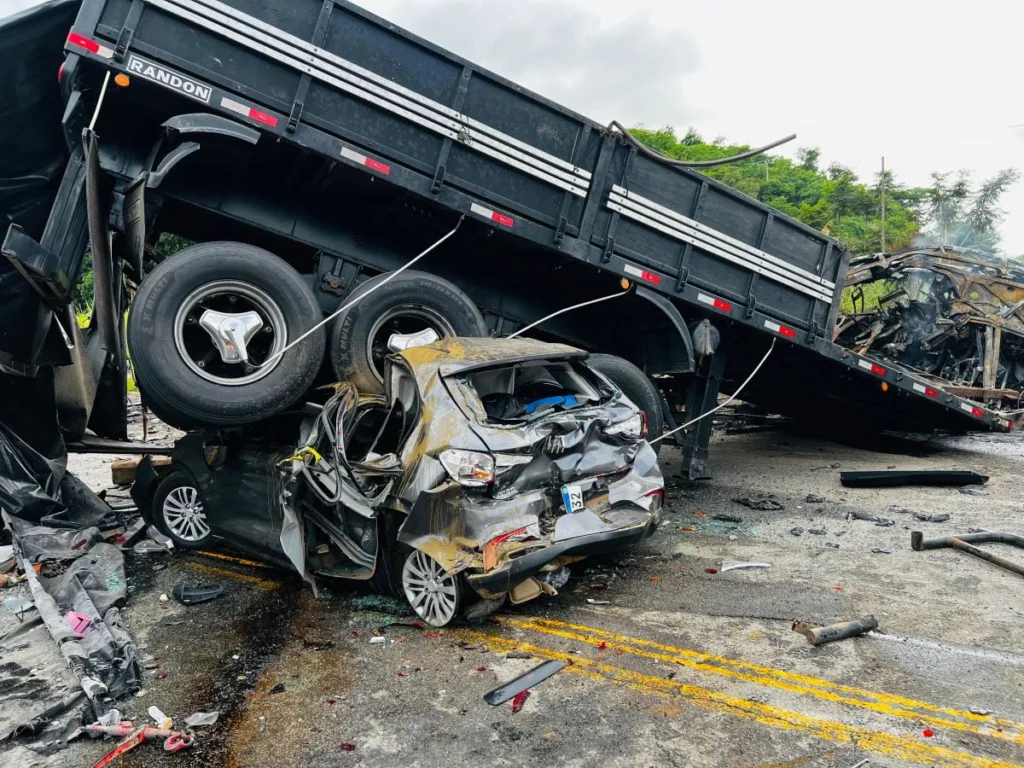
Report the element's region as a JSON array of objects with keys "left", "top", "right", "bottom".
[{"left": 461, "top": 617, "right": 1024, "bottom": 768}]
